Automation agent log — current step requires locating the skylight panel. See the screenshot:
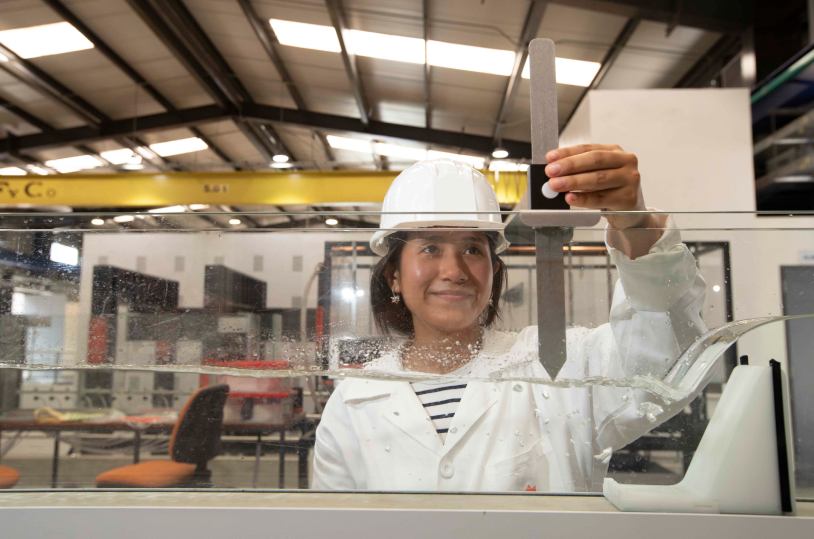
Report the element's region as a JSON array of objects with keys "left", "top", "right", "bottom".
[
  {"left": 427, "top": 151, "right": 485, "bottom": 168},
  {"left": 374, "top": 143, "right": 427, "bottom": 161},
  {"left": 149, "top": 137, "right": 208, "bottom": 157},
  {"left": 0, "top": 167, "right": 26, "bottom": 176},
  {"left": 427, "top": 41, "right": 515, "bottom": 76},
  {"left": 0, "top": 22, "right": 93, "bottom": 59},
  {"left": 100, "top": 148, "right": 142, "bottom": 165},
  {"left": 326, "top": 135, "right": 372, "bottom": 153},
  {"left": 44, "top": 155, "right": 103, "bottom": 173},
  {"left": 350, "top": 30, "right": 425, "bottom": 64},
  {"left": 522, "top": 57, "right": 601, "bottom": 87},
  {"left": 270, "top": 19, "right": 341, "bottom": 52}
]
